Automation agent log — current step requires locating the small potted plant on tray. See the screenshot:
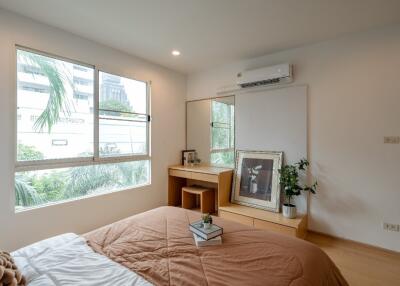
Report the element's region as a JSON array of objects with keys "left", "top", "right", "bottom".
[
  {"left": 201, "top": 213, "right": 212, "bottom": 229},
  {"left": 279, "top": 159, "right": 317, "bottom": 219}
]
